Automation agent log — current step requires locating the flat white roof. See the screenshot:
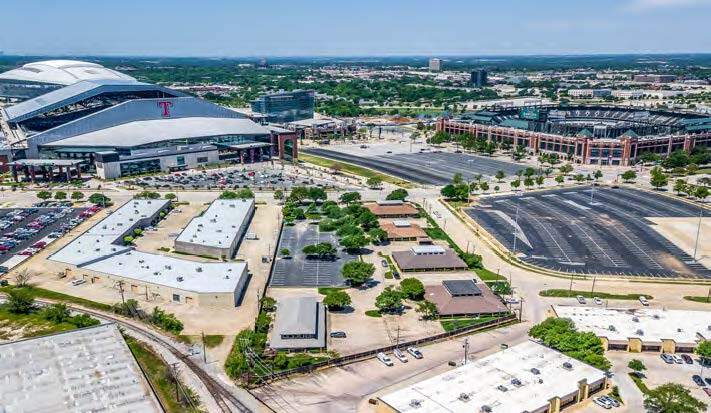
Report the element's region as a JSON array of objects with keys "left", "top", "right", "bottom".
[
  {"left": 411, "top": 245, "right": 445, "bottom": 254},
  {"left": 0, "top": 324, "right": 162, "bottom": 413},
  {"left": 553, "top": 305, "right": 710, "bottom": 344},
  {"left": 380, "top": 340, "right": 606, "bottom": 413},
  {"left": 50, "top": 199, "right": 246, "bottom": 293},
  {"left": 0, "top": 59, "right": 136, "bottom": 86},
  {"left": 176, "top": 199, "right": 254, "bottom": 249},
  {"left": 393, "top": 220, "right": 412, "bottom": 227}
]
